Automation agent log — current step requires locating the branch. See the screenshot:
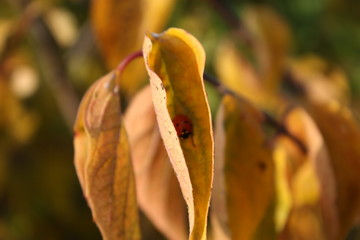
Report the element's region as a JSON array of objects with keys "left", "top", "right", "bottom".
[
  {"left": 205, "top": 0, "right": 253, "bottom": 46},
  {"left": 3, "top": 0, "right": 80, "bottom": 130},
  {"left": 203, "top": 72, "right": 308, "bottom": 154},
  {"left": 0, "top": 1, "right": 39, "bottom": 74},
  {"left": 112, "top": 50, "right": 308, "bottom": 154},
  {"left": 30, "top": 17, "right": 80, "bottom": 129}
]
